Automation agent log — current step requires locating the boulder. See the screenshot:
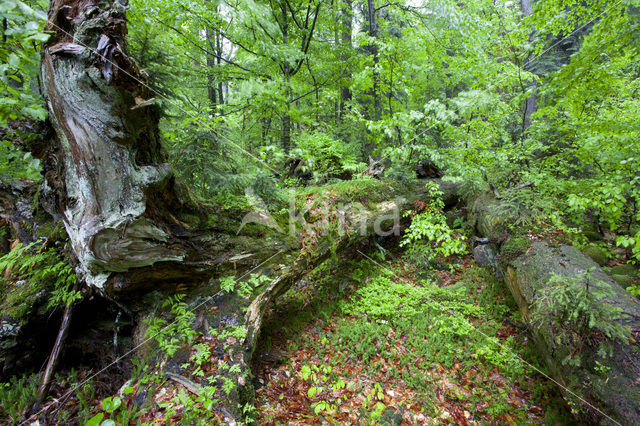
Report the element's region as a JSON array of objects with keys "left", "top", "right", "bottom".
[{"left": 472, "top": 243, "right": 502, "bottom": 279}]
